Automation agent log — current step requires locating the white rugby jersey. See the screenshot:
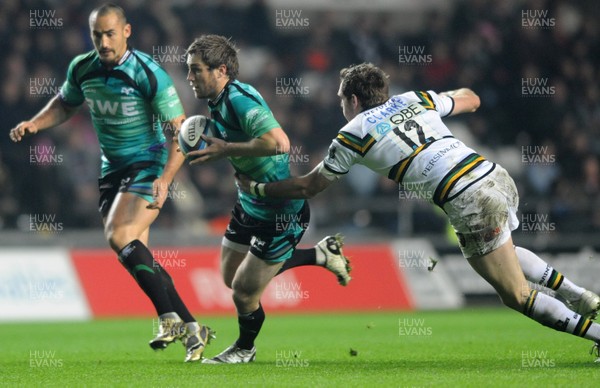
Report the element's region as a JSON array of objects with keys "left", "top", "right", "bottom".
[{"left": 320, "top": 90, "right": 496, "bottom": 207}]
